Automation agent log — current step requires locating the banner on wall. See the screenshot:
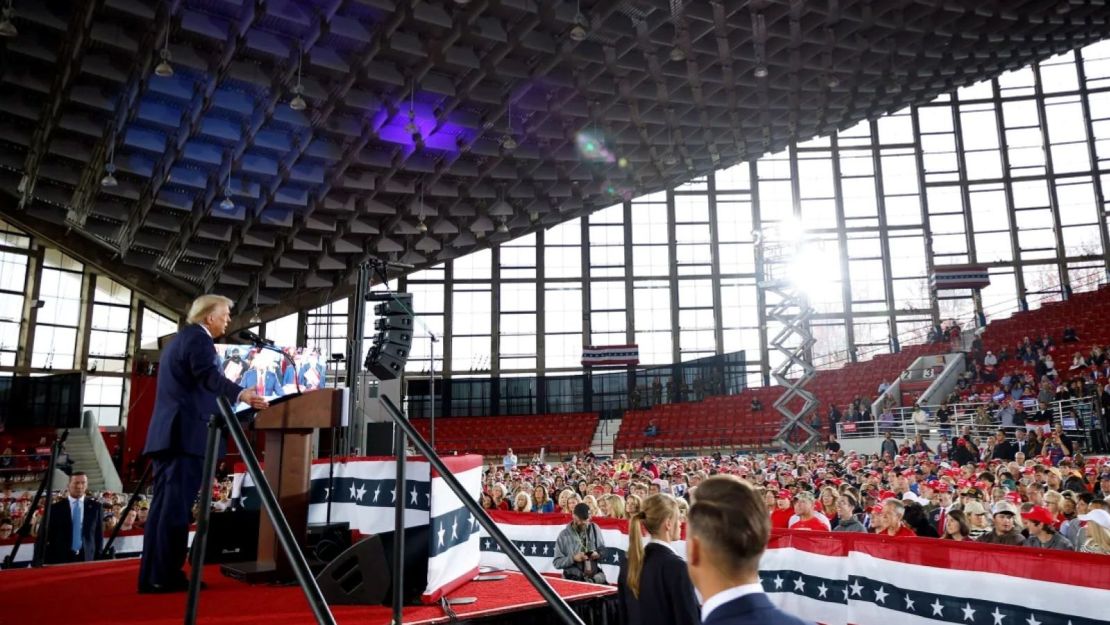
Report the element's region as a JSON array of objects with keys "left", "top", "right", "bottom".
[
  {"left": 581, "top": 345, "right": 640, "bottom": 366},
  {"left": 930, "top": 265, "right": 991, "bottom": 291}
]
